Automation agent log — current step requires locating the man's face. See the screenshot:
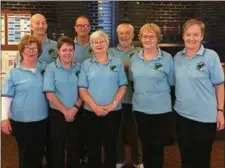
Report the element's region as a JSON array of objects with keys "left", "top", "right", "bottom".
[
  {"left": 117, "top": 26, "right": 134, "bottom": 48},
  {"left": 31, "top": 14, "right": 47, "bottom": 36},
  {"left": 74, "top": 18, "right": 91, "bottom": 37}
]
